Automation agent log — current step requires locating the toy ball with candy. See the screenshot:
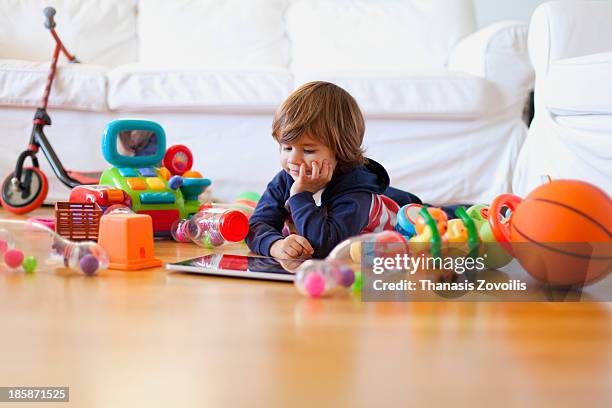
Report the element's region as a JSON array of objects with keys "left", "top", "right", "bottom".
[
  {"left": 0, "top": 219, "right": 108, "bottom": 275},
  {"left": 295, "top": 259, "right": 355, "bottom": 298}
]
